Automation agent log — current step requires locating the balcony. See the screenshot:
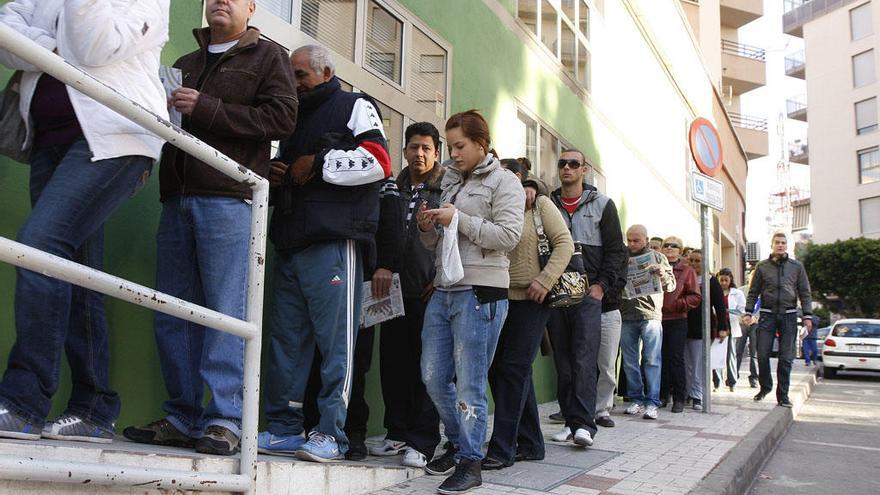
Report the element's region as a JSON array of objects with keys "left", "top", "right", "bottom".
[
  {"left": 720, "top": 0, "right": 764, "bottom": 29},
  {"left": 789, "top": 140, "right": 809, "bottom": 165},
  {"left": 784, "top": 0, "right": 856, "bottom": 37},
  {"left": 721, "top": 39, "right": 767, "bottom": 95},
  {"left": 730, "top": 112, "right": 769, "bottom": 159},
  {"left": 787, "top": 97, "right": 808, "bottom": 121},
  {"left": 680, "top": 0, "right": 701, "bottom": 38},
  {"left": 785, "top": 51, "right": 806, "bottom": 79}
]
